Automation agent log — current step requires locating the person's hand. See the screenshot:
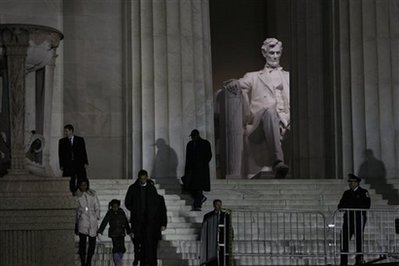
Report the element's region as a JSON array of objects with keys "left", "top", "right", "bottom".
[
  {"left": 161, "top": 226, "right": 166, "bottom": 231},
  {"left": 223, "top": 79, "right": 241, "bottom": 95}
]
